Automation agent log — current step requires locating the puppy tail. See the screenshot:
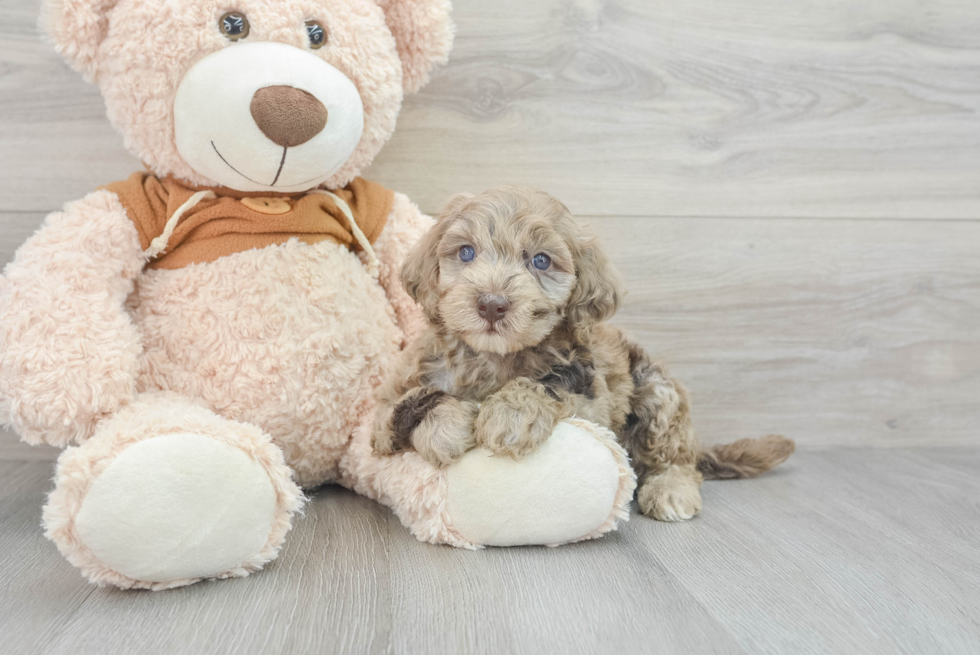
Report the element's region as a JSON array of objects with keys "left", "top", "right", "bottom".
[{"left": 697, "top": 434, "right": 795, "bottom": 480}]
